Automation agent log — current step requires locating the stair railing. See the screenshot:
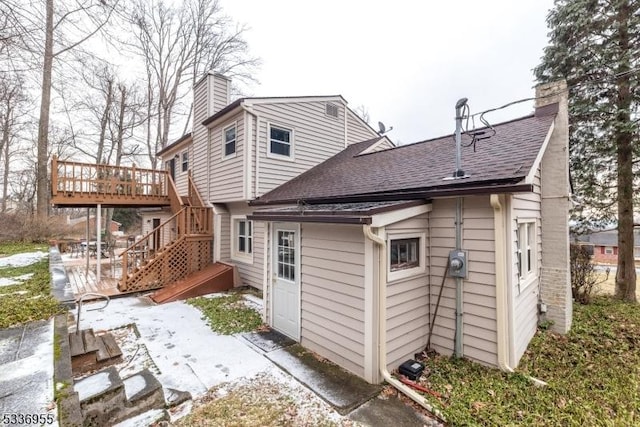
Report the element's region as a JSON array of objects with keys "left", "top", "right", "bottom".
[{"left": 76, "top": 293, "right": 110, "bottom": 335}]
